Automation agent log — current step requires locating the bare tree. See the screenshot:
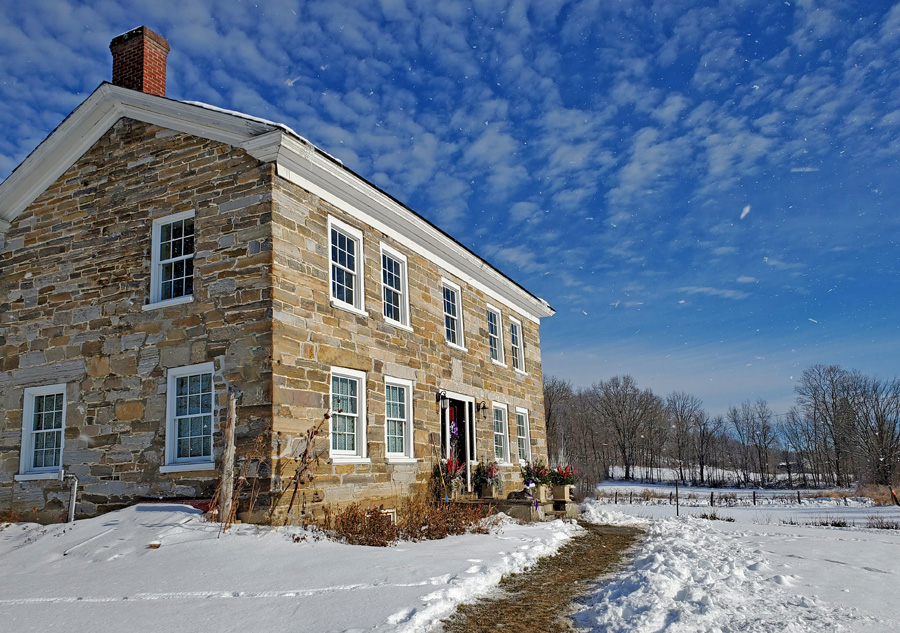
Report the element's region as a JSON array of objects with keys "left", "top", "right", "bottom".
[
  {"left": 795, "top": 365, "right": 856, "bottom": 486},
  {"left": 694, "top": 413, "right": 723, "bottom": 485},
  {"left": 586, "top": 376, "right": 663, "bottom": 480},
  {"left": 849, "top": 374, "right": 900, "bottom": 485},
  {"left": 666, "top": 391, "right": 703, "bottom": 484}
]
